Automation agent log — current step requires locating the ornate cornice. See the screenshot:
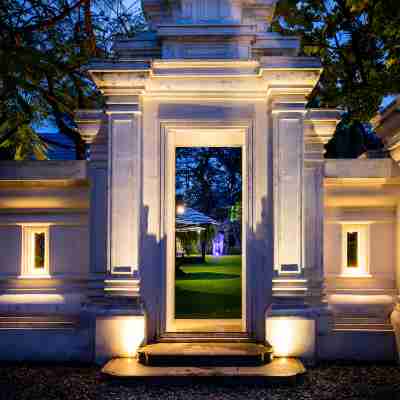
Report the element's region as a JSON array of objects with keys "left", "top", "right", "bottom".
[{"left": 87, "top": 57, "right": 324, "bottom": 102}]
